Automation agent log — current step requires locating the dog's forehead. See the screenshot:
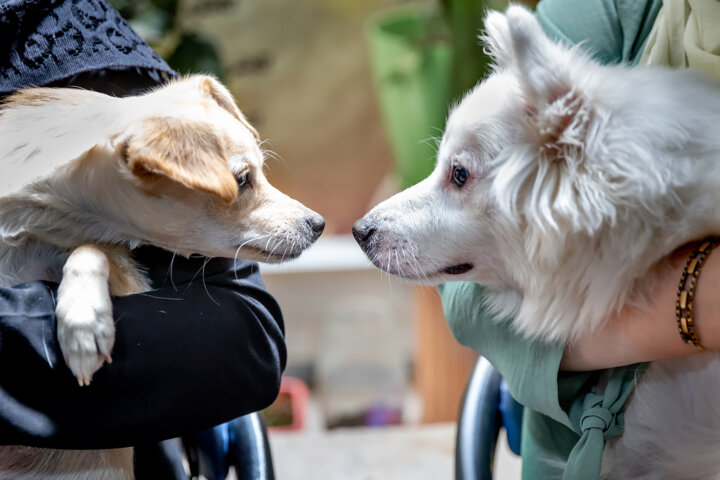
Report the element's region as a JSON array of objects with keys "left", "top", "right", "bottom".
[
  {"left": 149, "top": 82, "right": 259, "bottom": 146},
  {"left": 448, "top": 73, "right": 510, "bottom": 135},
  {"left": 214, "top": 117, "right": 264, "bottom": 171},
  {"left": 442, "top": 73, "right": 512, "bottom": 156},
  {"left": 228, "top": 145, "right": 263, "bottom": 171},
  {"left": 142, "top": 78, "right": 267, "bottom": 176}
]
